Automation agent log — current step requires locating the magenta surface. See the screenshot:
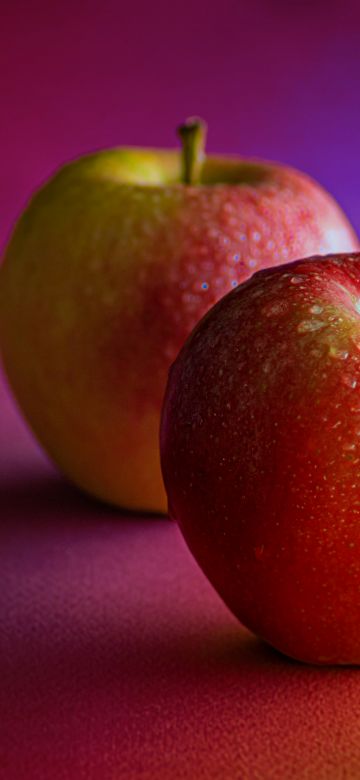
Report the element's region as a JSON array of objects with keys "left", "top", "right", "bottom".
[{"left": 2, "top": 371, "right": 360, "bottom": 779}]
